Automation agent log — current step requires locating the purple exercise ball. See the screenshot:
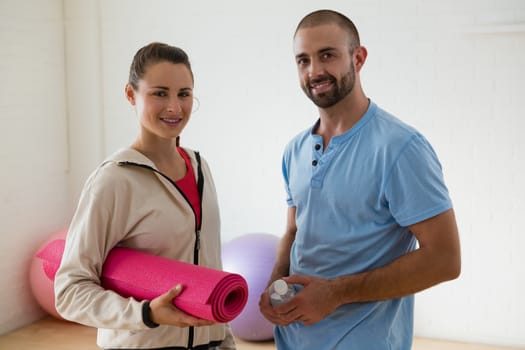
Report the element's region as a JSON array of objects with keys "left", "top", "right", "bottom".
[{"left": 222, "top": 233, "right": 280, "bottom": 341}]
